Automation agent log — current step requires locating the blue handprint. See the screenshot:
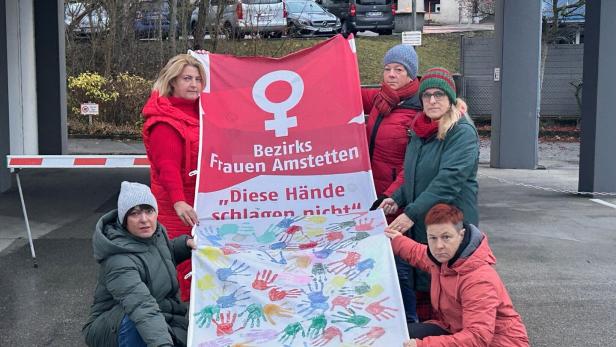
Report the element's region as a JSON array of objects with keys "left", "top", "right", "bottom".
[
  {"left": 216, "top": 260, "right": 250, "bottom": 283},
  {"left": 216, "top": 286, "right": 251, "bottom": 309},
  {"left": 298, "top": 278, "right": 329, "bottom": 317}
]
